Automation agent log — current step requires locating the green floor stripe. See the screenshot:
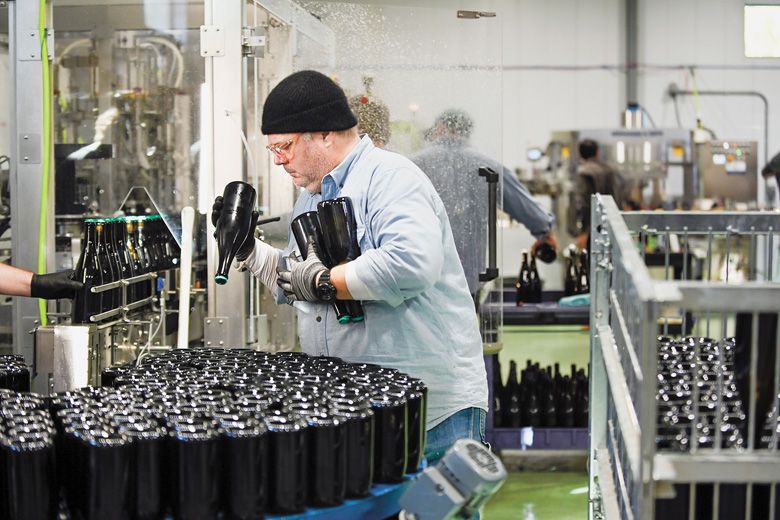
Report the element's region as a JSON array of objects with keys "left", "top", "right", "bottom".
[{"left": 483, "top": 472, "right": 588, "bottom": 519}]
